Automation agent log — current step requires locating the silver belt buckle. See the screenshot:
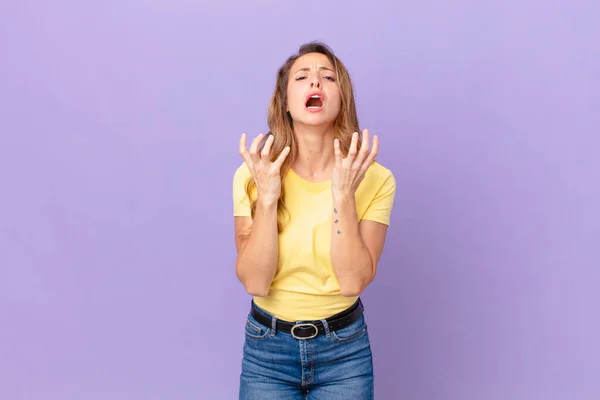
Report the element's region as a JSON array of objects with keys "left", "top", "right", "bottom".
[{"left": 291, "top": 323, "right": 318, "bottom": 340}]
